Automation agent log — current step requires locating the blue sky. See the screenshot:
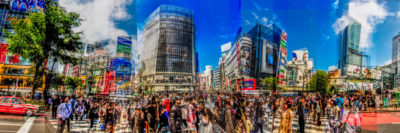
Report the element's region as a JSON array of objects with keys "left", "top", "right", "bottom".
[{"left": 61, "top": 0, "right": 400, "bottom": 72}]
